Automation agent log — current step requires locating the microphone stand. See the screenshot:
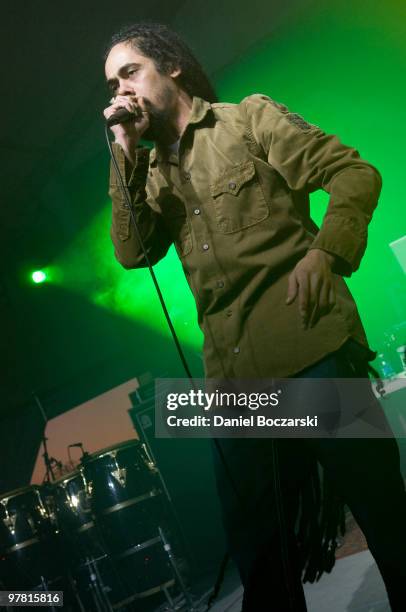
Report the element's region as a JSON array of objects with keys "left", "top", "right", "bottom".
[{"left": 33, "top": 393, "right": 56, "bottom": 483}]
